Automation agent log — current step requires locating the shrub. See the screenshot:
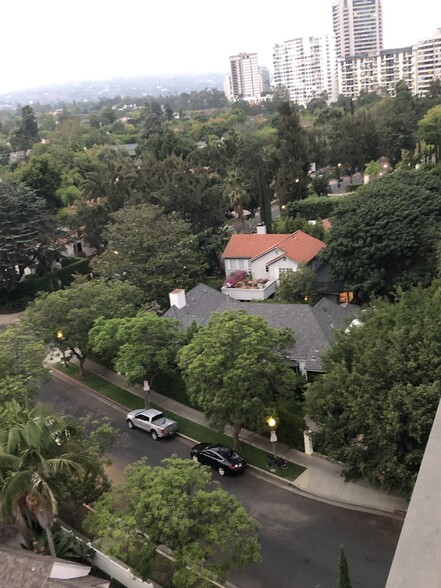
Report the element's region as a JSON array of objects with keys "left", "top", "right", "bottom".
[
  {"left": 276, "top": 409, "right": 305, "bottom": 450},
  {"left": 284, "top": 196, "right": 344, "bottom": 220},
  {"left": 223, "top": 269, "right": 248, "bottom": 288}
]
